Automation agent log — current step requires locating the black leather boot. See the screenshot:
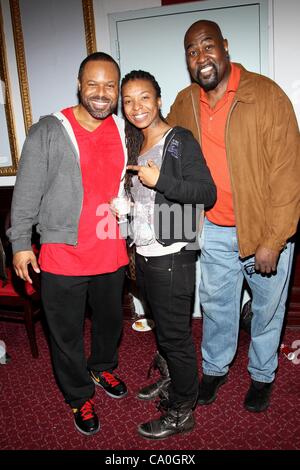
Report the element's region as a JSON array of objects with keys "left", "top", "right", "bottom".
[
  {"left": 137, "top": 351, "right": 171, "bottom": 400},
  {"left": 137, "top": 400, "right": 195, "bottom": 440},
  {"left": 244, "top": 380, "right": 273, "bottom": 412},
  {"left": 197, "top": 373, "right": 228, "bottom": 405}
]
